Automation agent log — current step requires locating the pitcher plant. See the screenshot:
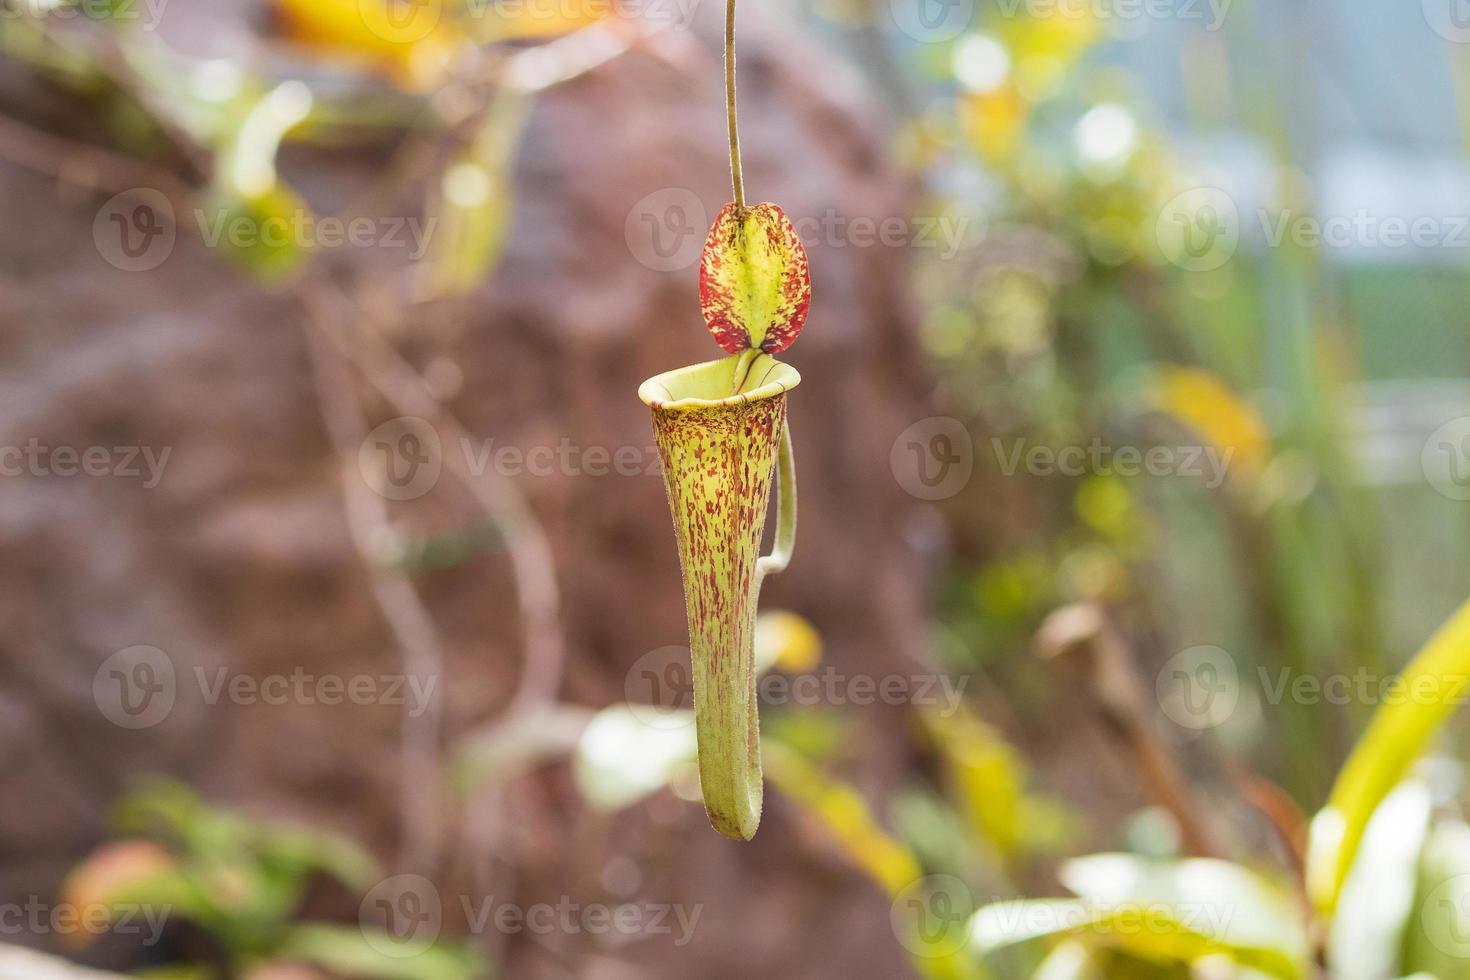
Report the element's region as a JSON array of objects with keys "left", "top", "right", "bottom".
[{"left": 637, "top": 0, "right": 812, "bottom": 840}]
